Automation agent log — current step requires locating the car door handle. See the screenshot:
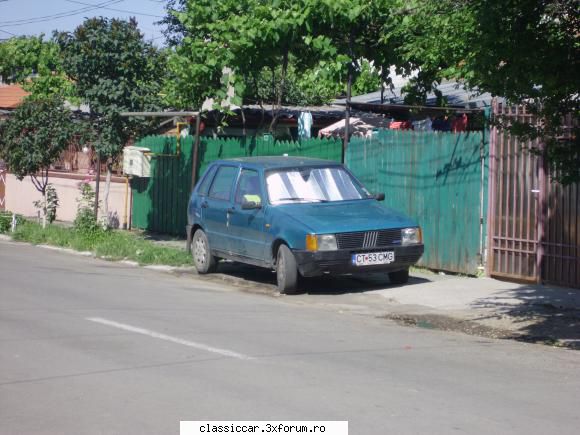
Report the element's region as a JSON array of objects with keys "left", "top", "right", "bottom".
[
  {"left": 201, "top": 201, "right": 208, "bottom": 208},
  {"left": 227, "top": 207, "right": 236, "bottom": 214}
]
